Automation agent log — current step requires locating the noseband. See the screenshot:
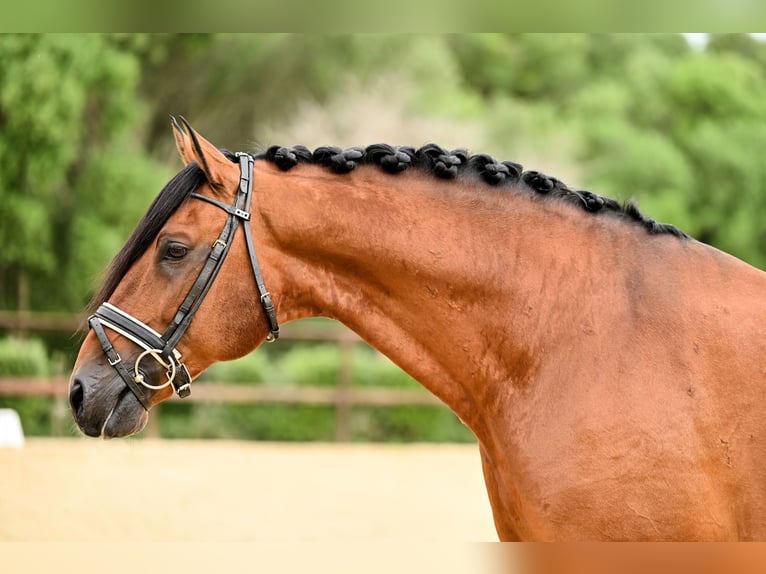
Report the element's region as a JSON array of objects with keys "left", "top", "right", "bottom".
[{"left": 88, "top": 153, "right": 280, "bottom": 410}]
